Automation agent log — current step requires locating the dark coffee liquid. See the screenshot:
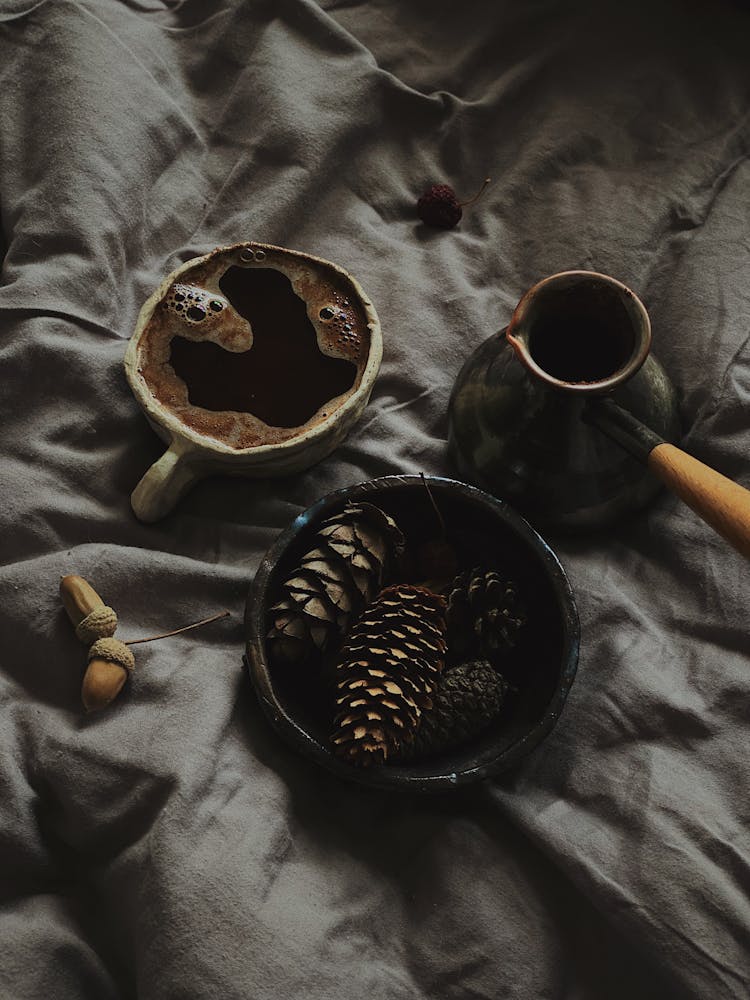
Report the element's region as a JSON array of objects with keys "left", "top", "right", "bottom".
[
  {"left": 528, "top": 286, "right": 635, "bottom": 383},
  {"left": 529, "top": 316, "right": 634, "bottom": 382},
  {"left": 169, "top": 266, "right": 357, "bottom": 428}
]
